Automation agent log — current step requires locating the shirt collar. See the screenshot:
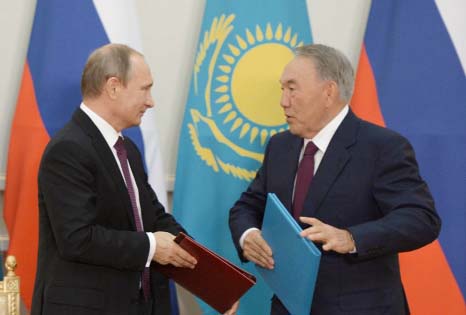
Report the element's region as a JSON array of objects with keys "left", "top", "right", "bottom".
[
  {"left": 80, "top": 102, "right": 122, "bottom": 148},
  {"left": 304, "top": 105, "right": 349, "bottom": 153}
]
